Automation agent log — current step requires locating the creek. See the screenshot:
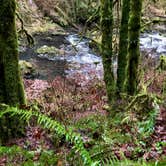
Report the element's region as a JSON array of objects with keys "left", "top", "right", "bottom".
[{"left": 19, "top": 32, "right": 166, "bottom": 80}]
